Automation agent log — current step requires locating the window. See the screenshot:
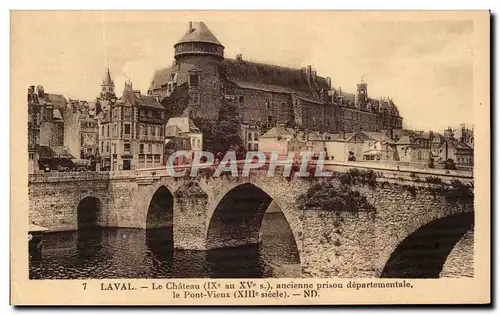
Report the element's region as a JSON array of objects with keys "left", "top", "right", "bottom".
[
  {"left": 101, "top": 141, "right": 104, "bottom": 153},
  {"left": 239, "top": 95, "right": 244, "bottom": 105},
  {"left": 147, "top": 111, "right": 152, "bottom": 118},
  {"left": 101, "top": 126, "right": 105, "bottom": 136},
  {"left": 265, "top": 99, "right": 270, "bottom": 109},
  {"left": 152, "top": 126, "right": 156, "bottom": 136},
  {"left": 254, "top": 133, "right": 258, "bottom": 141},
  {"left": 124, "top": 142, "right": 131, "bottom": 153},
  {"left": 140, "top": 144, "right": 144, "bottom": 154},
  {"left": 145, "top": 125, "right": 149, "bottom": 136},
  {"left": 112, "top": 143, "right": 116, "bottom": 154},
  {"left": 253, "top": 143, "right": 258, "bottom": 151},
  {"left": 148, "top": 144, "right": 152, "bottom": 153},
  {"left": 268, "top": 116, "right": 273, "bottom": 126},
  {"left": 107, "top": 125, "right": 109, "bottom": 137},
  {"left": 189, "top": 74, "right": 199, "bottom": 87},
  {"left": 124, "top": 107, "right": 132, "bottom": 120},
  {"left": 248, "top": 132, "right": 252, "bottom": 140},
  {"left": 124, "top": 124, "right": 131, "bottom": 135},
  {"left": 154, "top": 155, "right": 161, "bottom": 165},
  {"left": 106, "top": 142, "right": 109, "bottom": 153}
]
